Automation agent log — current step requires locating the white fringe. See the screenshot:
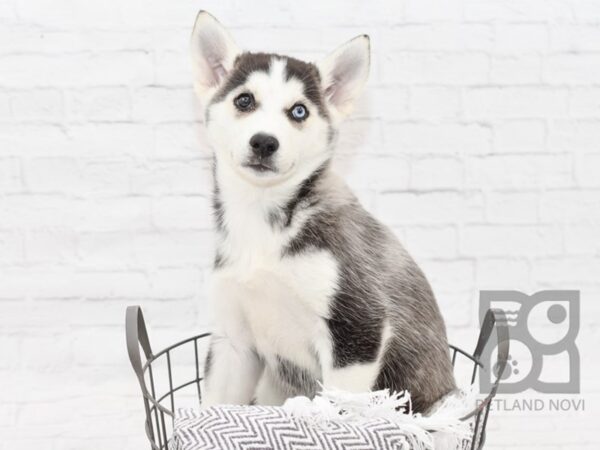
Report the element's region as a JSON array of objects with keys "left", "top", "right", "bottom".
[{"left": 282, "top": 387, "right": 475, "bottom": 450}]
